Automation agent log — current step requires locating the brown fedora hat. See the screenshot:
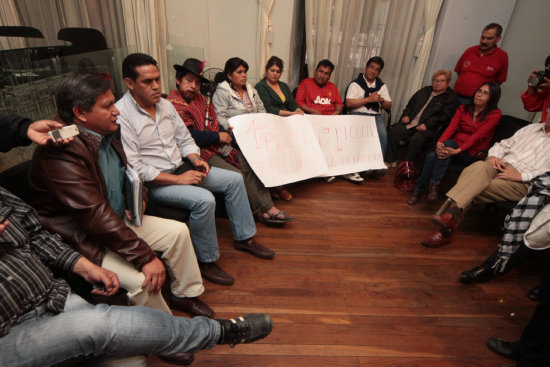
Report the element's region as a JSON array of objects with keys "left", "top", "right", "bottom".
[{"left": 173, "top": 58, "right": 209, "bottom": 83}]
